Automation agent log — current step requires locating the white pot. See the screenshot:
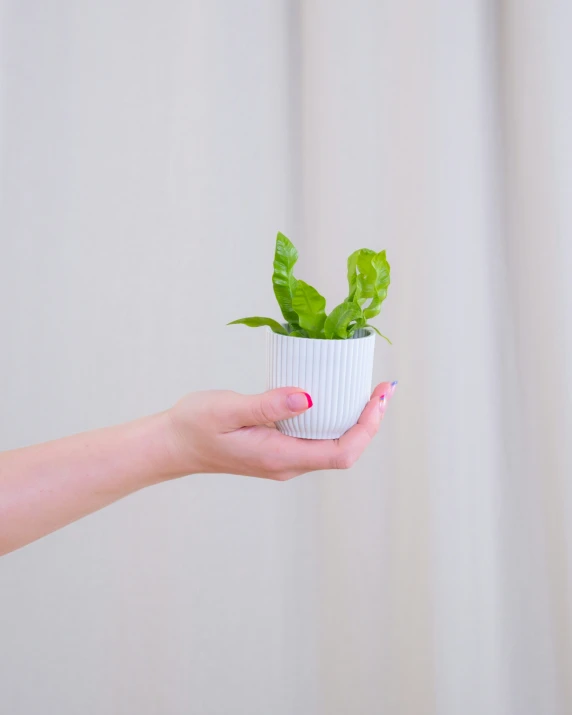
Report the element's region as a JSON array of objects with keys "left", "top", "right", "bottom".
[{"left": 266, "top": 327, "right": 376, "bottom": 439}]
